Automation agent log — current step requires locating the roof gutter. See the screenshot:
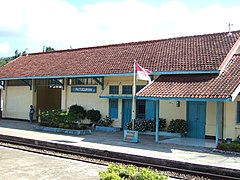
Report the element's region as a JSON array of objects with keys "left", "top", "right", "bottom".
[
  {"left": 136, "top": 96, "right": 232, "bottom": 102},
  {"left": 0, "top": 70, "right": 220, "bottom": 81},
  {"left": 152, "top": 70, "right": 219, "bottom": 75}
]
